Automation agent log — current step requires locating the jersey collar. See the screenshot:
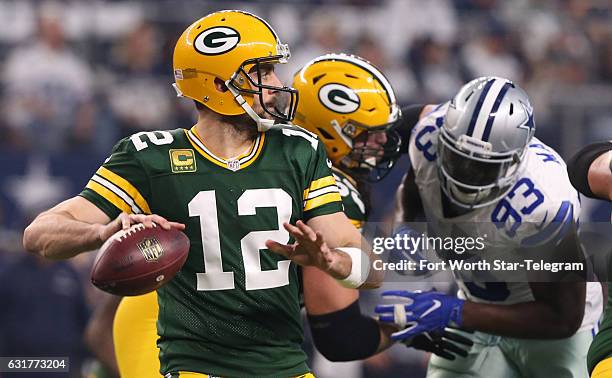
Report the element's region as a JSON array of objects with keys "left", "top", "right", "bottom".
[{"left": 185, "top": 127, "right": 266, "bottom": 171}]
